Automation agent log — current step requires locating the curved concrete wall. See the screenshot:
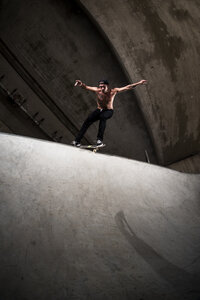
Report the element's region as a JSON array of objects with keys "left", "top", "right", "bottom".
[
  {"left": 0, "top": 134, "right": 200, "bottom": 299},
  {"left": 80, "top": 0, "right": 200, "bottom": 164}
]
